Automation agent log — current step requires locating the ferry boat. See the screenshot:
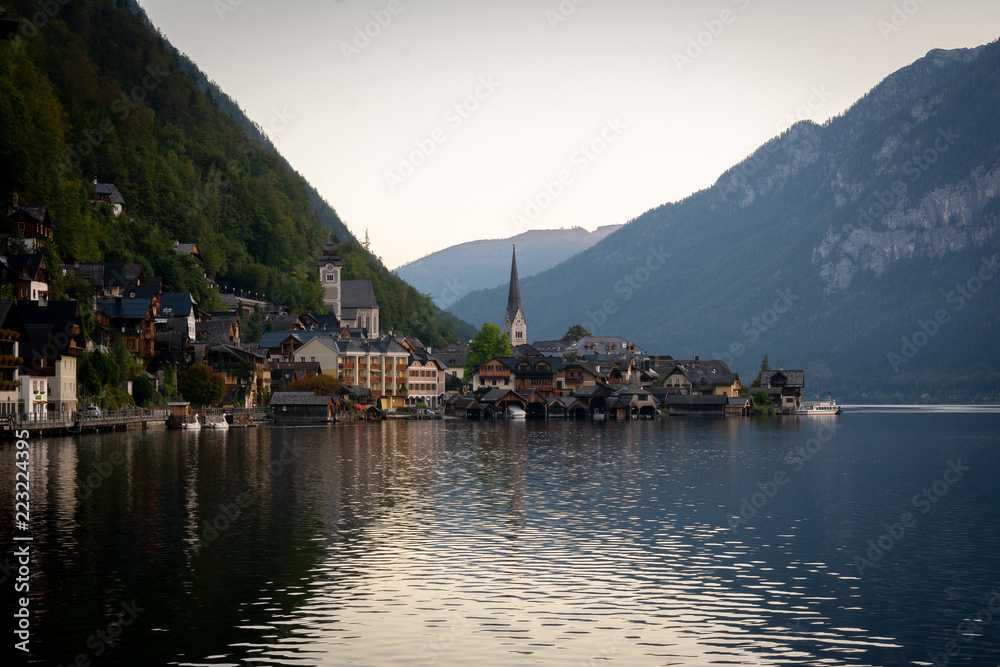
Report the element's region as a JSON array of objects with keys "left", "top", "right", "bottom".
[{"left": 795, "top": 399, "right": 842, "bottom": 415}]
